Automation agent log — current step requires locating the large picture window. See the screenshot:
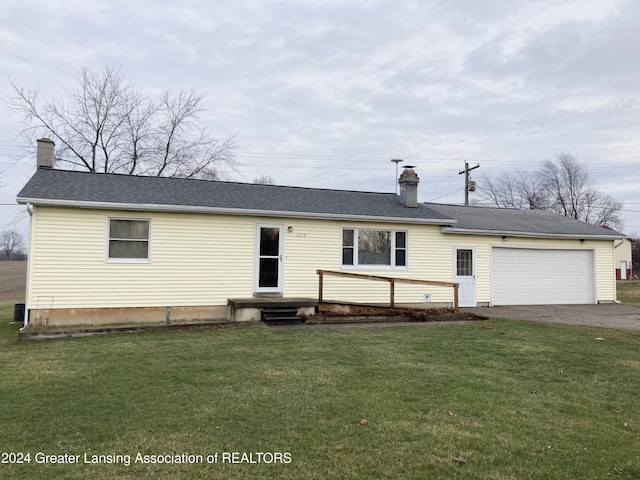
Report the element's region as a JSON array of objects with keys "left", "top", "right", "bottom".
[
  {"left": 108, "top": 218, "right": 150, "bottom": 261},
  {"left": 342, "top": 228, "right": 407, "bottom": 268}
]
